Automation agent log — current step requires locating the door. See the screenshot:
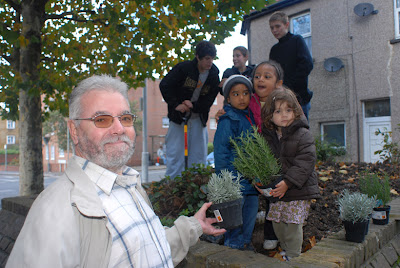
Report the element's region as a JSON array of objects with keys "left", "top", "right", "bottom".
[
  {"left": 363, "top": 99, "right": 391, "bottom": 163},
  {"left": 363, "top": 117, "right": 391, "bottom": 163}
]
